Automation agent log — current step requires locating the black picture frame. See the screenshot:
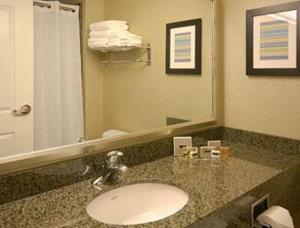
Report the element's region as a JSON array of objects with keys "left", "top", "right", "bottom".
[
  {"left": 246, "top": 1, "right": 300, "bottom": 76},
  {"left": 166, "top": 18, "right": 202, "bottom": 75}
]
